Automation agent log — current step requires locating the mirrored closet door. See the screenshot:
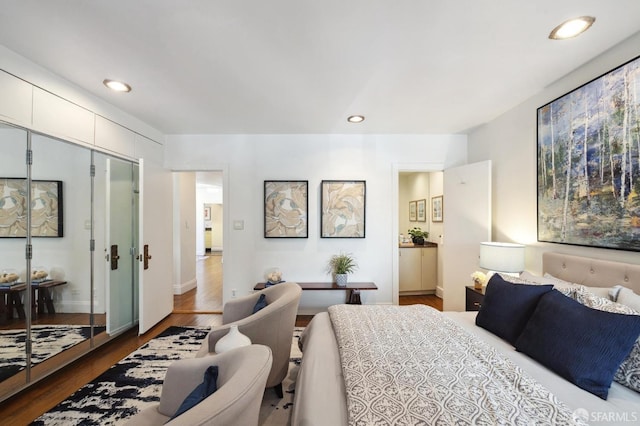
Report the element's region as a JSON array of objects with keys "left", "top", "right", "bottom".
[
  {"left": 0, "top": 122, "right": 139, "bottom": 402},
  {"left": 0, "top": 123, "right": 28, "bottom": 390}
]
